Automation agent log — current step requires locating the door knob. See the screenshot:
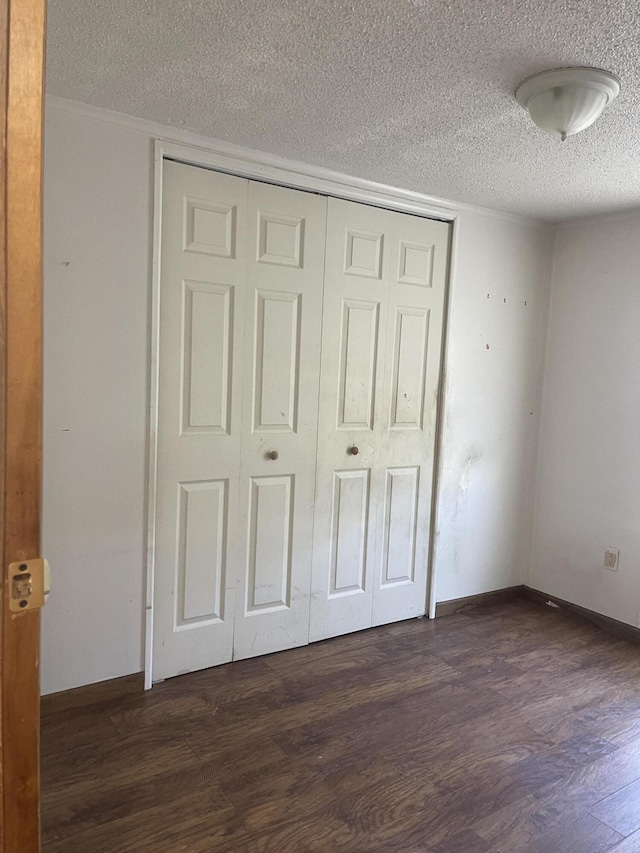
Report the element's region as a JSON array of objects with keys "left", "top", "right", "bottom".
[
  {"left": 268, "top": 450, "right": 279, "bottom": 460},
  {"left": 348, "top": 446, "right": 359, "bottom": 456}
]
